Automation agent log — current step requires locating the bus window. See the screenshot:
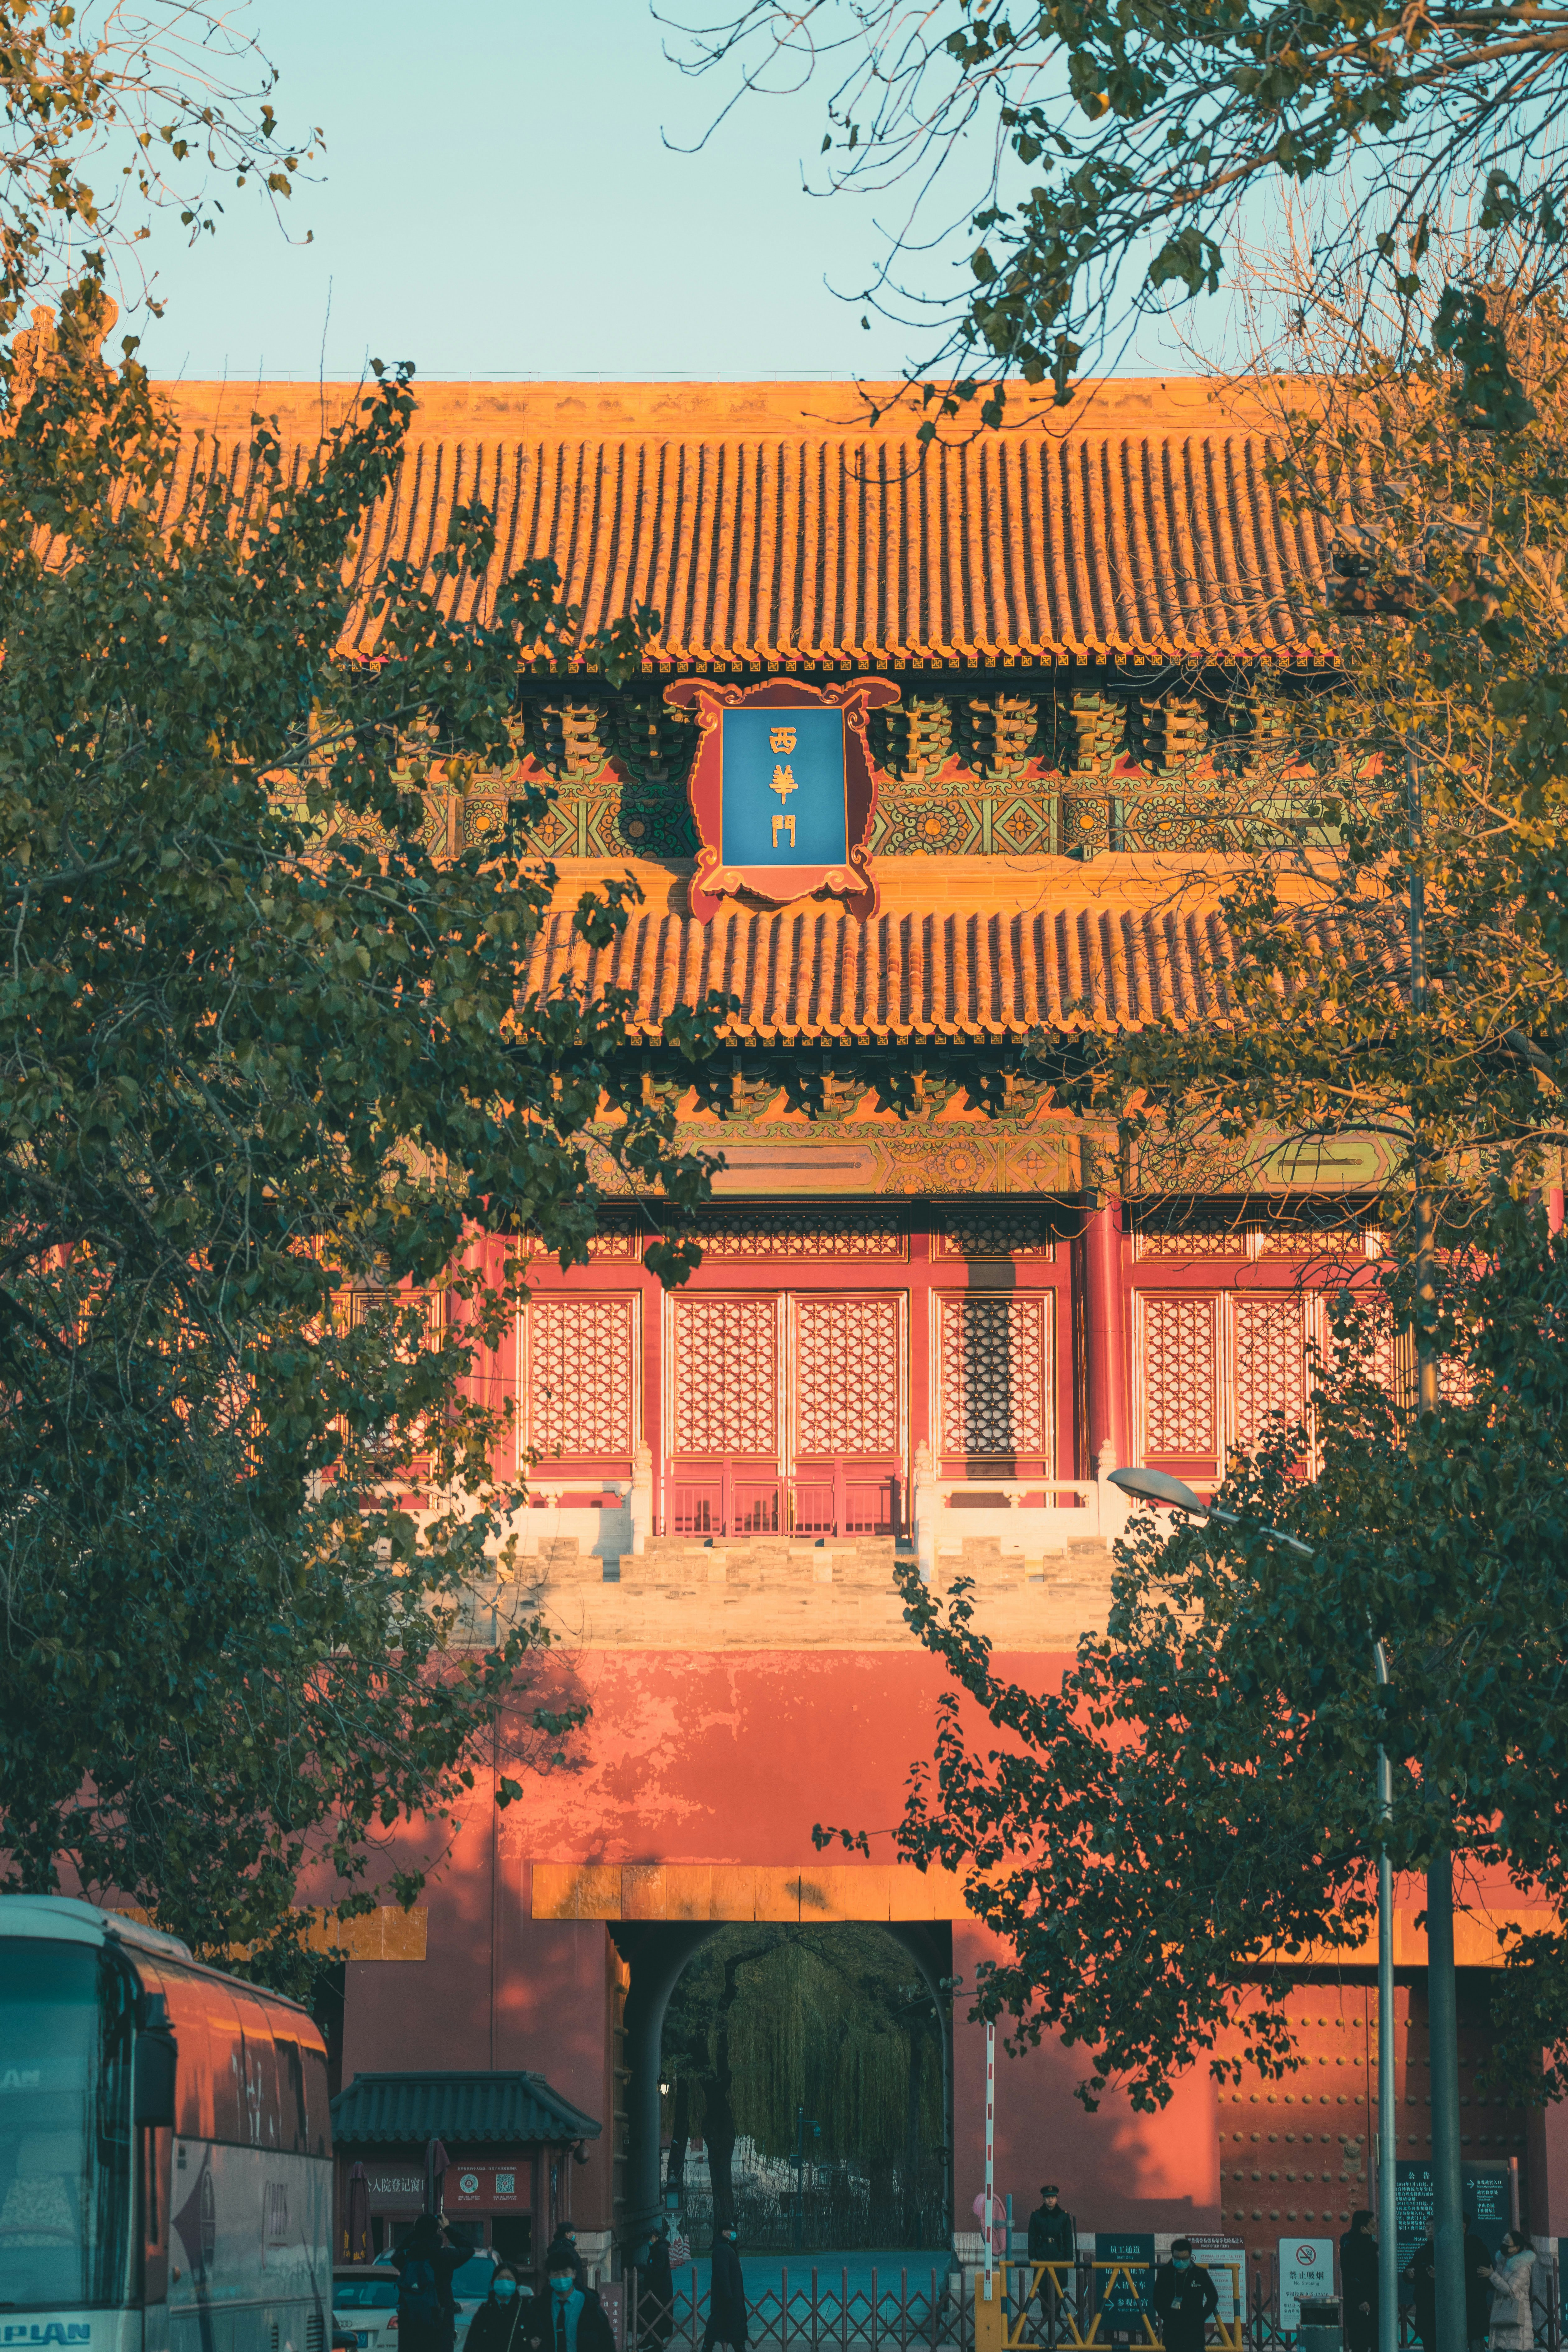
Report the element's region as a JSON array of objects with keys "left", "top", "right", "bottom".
[
  {"left": 300, "top": 2036, "right": 330, "bottom": 2158},
  {"left": 230, "top": 1992, "right": 281, "bottom": 2149},
  {"left": 153, "top": 1966, "right": 245, "bottom": 2144},
  {"left": 274, "top": 2029, "right": 309, "bottom": 2155},
  {"left": 0, "top": 1940, "right": 135, "bottom": 2311}
]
